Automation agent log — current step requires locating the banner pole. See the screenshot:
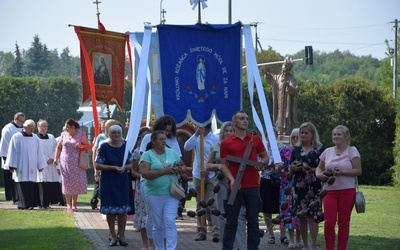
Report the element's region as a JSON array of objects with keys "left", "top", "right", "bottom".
[
  {"left": 198, "top": 2, "right": 201, "bottom": 23},
  {"left": 200, "top": 132, "right": 206, "bottom": 228}
]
